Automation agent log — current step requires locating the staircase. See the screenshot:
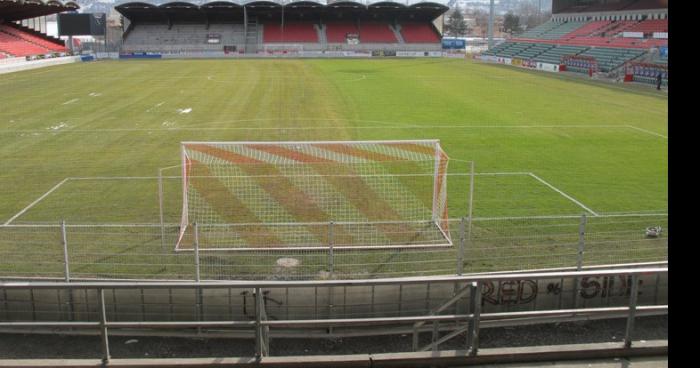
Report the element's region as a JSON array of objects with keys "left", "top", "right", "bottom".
[
  {"left": 391, "top": 23, "right": 405, "bottom": 43},
  {"left": 315, "top": 23, "right": 327, "bottom": 47},
  {"left": 245, "top": 16, "right": 259, "bottom": 54}
]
